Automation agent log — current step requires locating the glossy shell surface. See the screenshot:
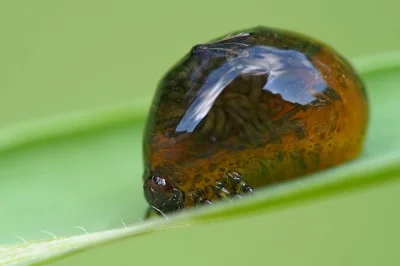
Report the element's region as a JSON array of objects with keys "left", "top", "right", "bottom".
[{"left": 143, "top": 26, "right": 368, "bottom": 214}]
